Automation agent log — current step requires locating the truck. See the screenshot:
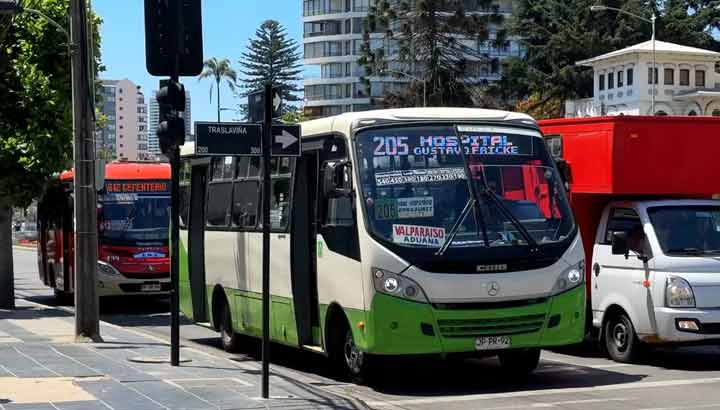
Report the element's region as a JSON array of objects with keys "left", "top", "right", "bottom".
[{"left": 539, "top": 115, "right": 720, "bottom": 363}]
